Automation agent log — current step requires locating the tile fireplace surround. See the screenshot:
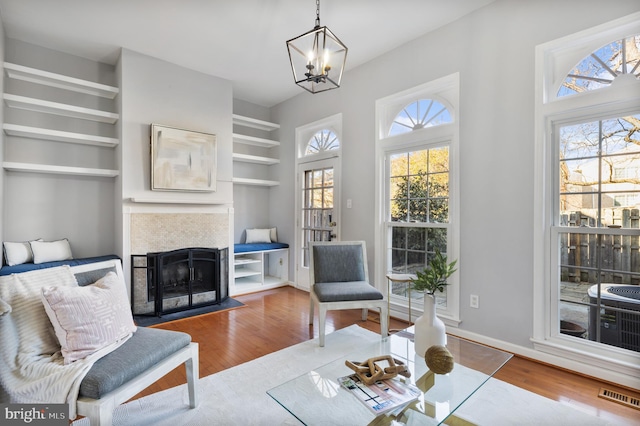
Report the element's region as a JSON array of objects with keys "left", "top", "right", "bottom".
[{"left": 127, "top": 210, "right": 231, "bottom": 314}]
